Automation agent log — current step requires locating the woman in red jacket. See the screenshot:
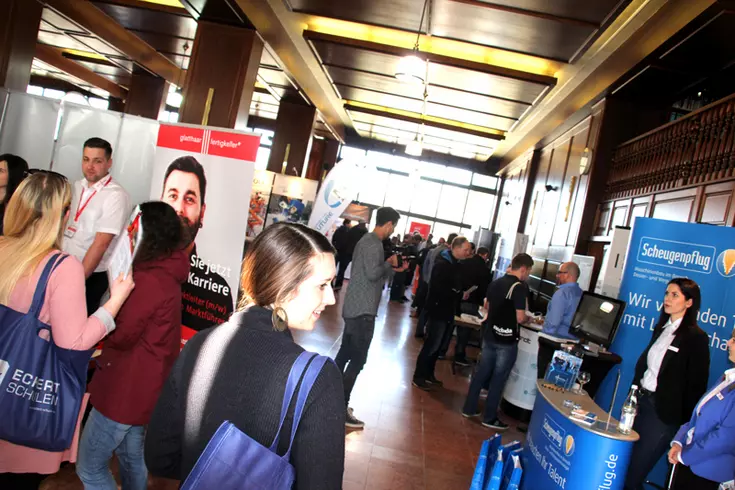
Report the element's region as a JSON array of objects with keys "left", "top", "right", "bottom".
[{"left": 76, "top": 201, "right": 189, "bottom": 490}]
